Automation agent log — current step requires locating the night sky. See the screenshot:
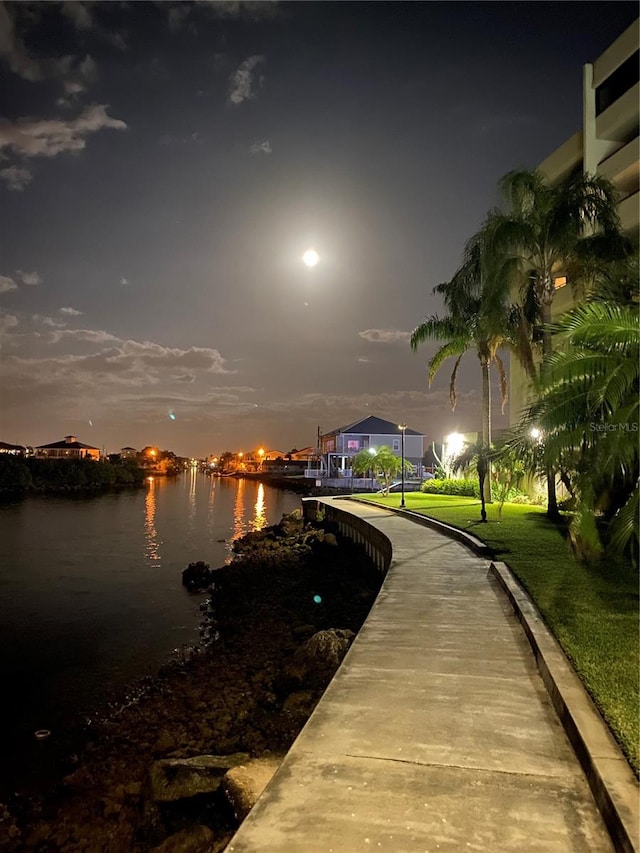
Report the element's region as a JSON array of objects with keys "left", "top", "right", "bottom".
[{"left": 1, "top": 1, "right": 637, "bottom": 458}]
